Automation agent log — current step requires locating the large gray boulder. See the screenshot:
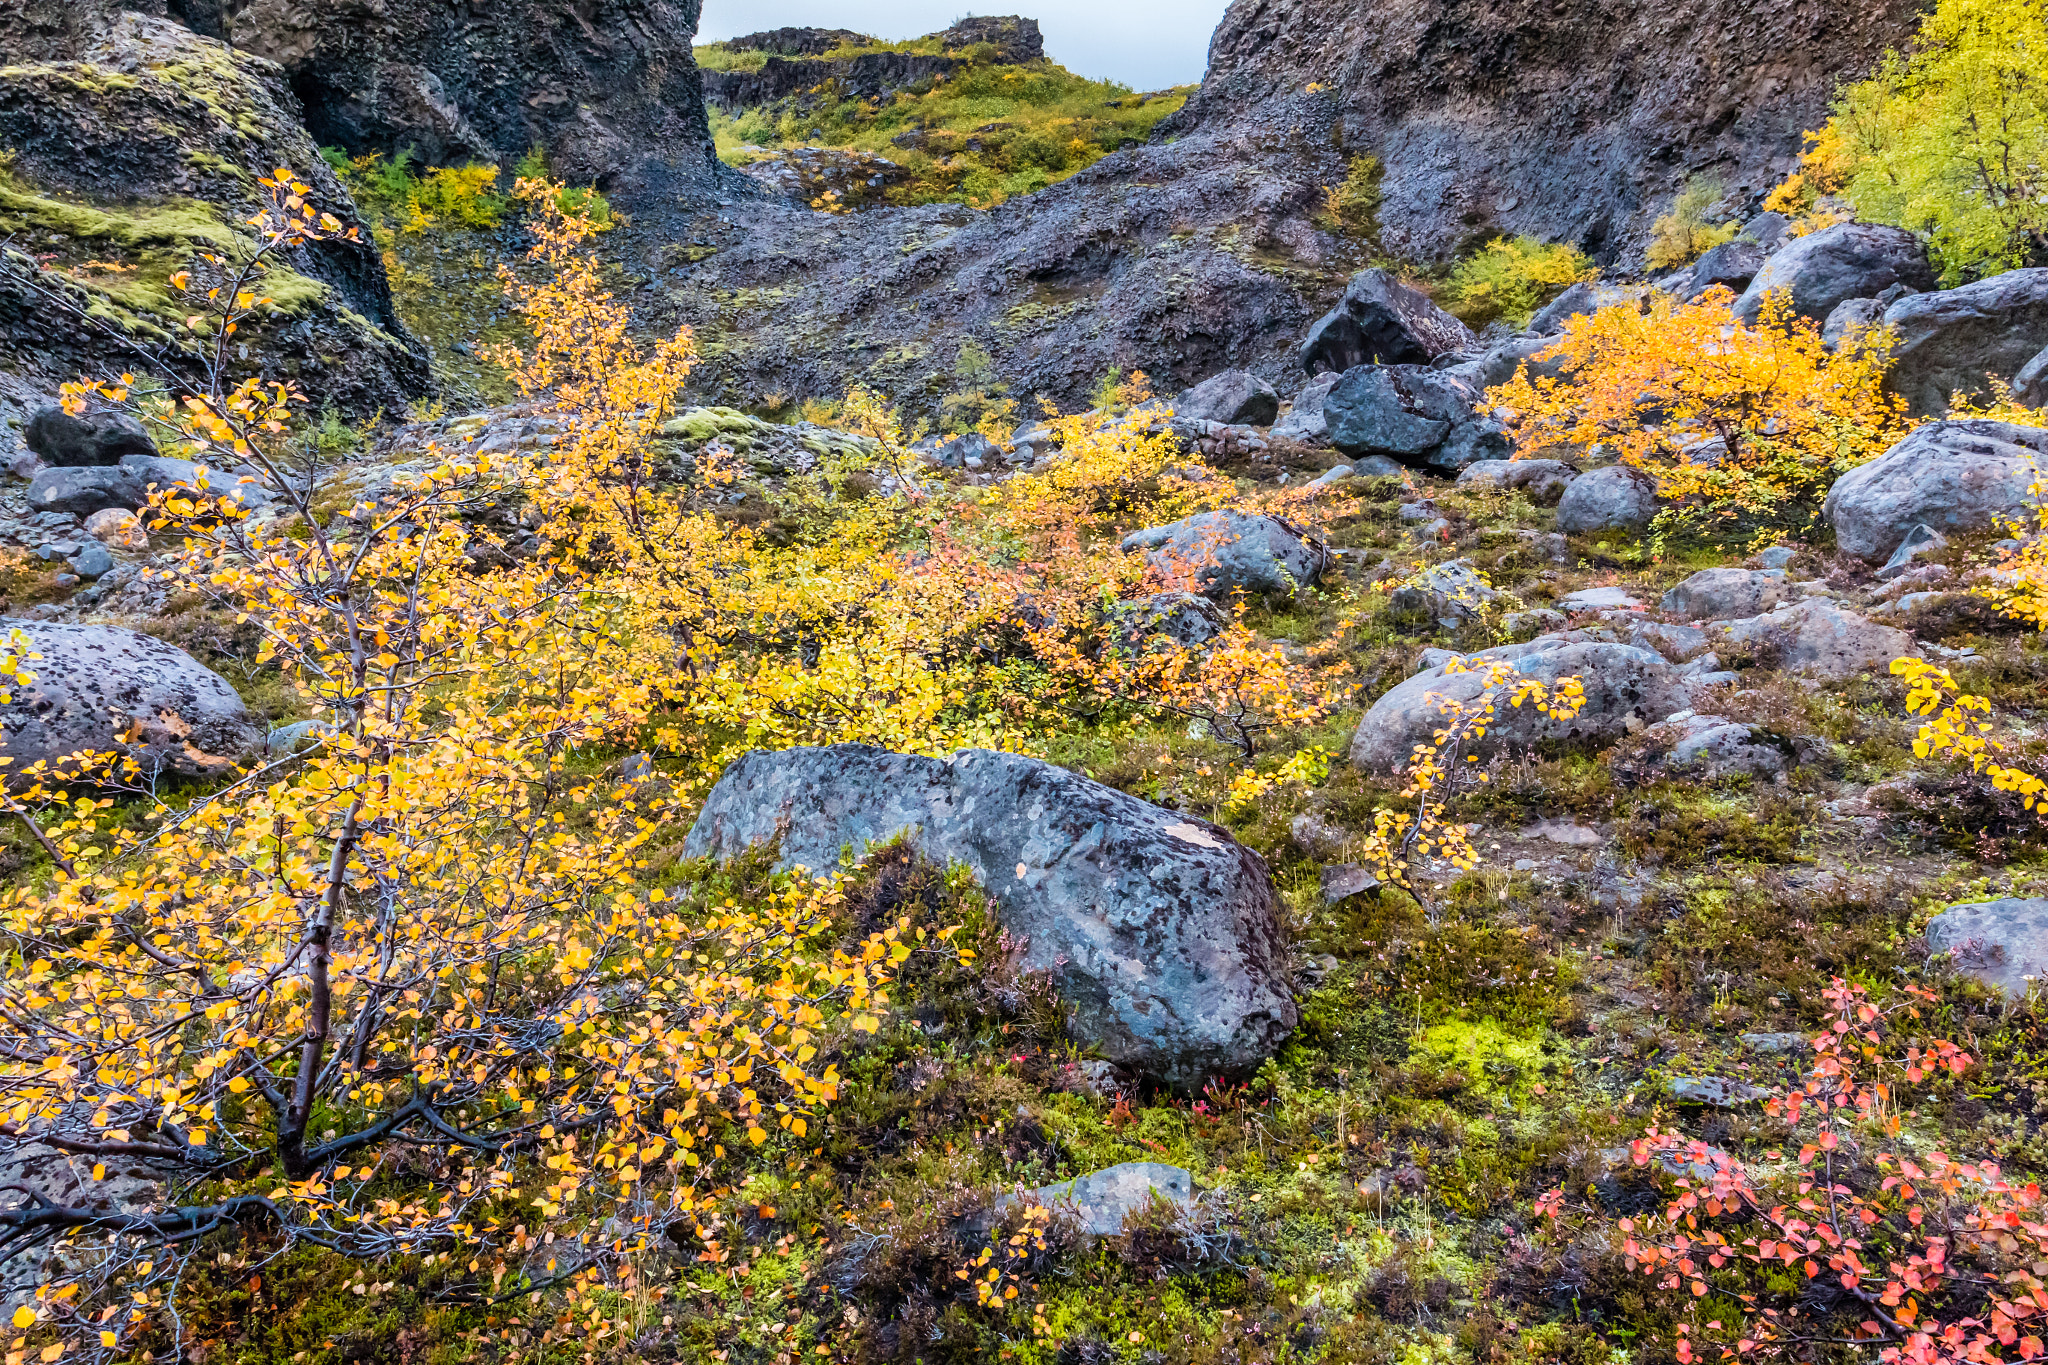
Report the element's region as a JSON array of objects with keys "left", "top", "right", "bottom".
[
  {"left": 1301, "top": 268, "right": 1475, "bottom": 374},
  {"left": 1388, "top": 558, "right": 1500, "bottom": 623},
  {"left": 1660, "top": 567, "right": 1787, "bottom": 620},
  {"left": 1177, "top": 369, "right": 1280, "bottom": 427},
  {"left": 120, "top": 454, "right": 276, "bottom": 509},
  {"left": 1529, "top": 281, "right": 1649, "bottom": 335},
  {"left": 1823, "top": 420, "right": 2048, "bottom": 562},
  {"left": 1882, "top": 269, "right": 2048, "bottom": 414},
  {"left": 1121, "top": 510, "right": 1333, "bottom": 601},
  {"left": 0, "top": 621, "right": 262, "bottom": 778},
  {"left": 1321, "top": 365, "right": 1508, "bottom": 472},
  {"left": 681, "top": 745, "right": 1299, "bottom": 1085},
  {"left": 25, "top": 465, "right": 148, "bottom": 516},
  {"left": 1926, "top": 899, "right": 2048, "bottom": 999},
  {"left": 1733, "top": 223, "right": 1935, "bottom": 325},
  {"left": 1686, "top": 239, "right": 1767, "bottom": 300},
  {"left": 25, "top": 406, "right": 157, "bottom": 467},
  {"left": 1349, "top": 638, "right": 1688, "bottom": 773},
  {"left": 1455, "top": 458, "right": 1577, "bottom": 505},
  {"left": 1556, "top": 464, "right": 1660, "bottom": 534},
  {"left": 1706, "top": 598, "right": 1915, "bottom": 680},
  {"left": 2016, "top": 344, "right": 2048, "bottom": 408}
]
